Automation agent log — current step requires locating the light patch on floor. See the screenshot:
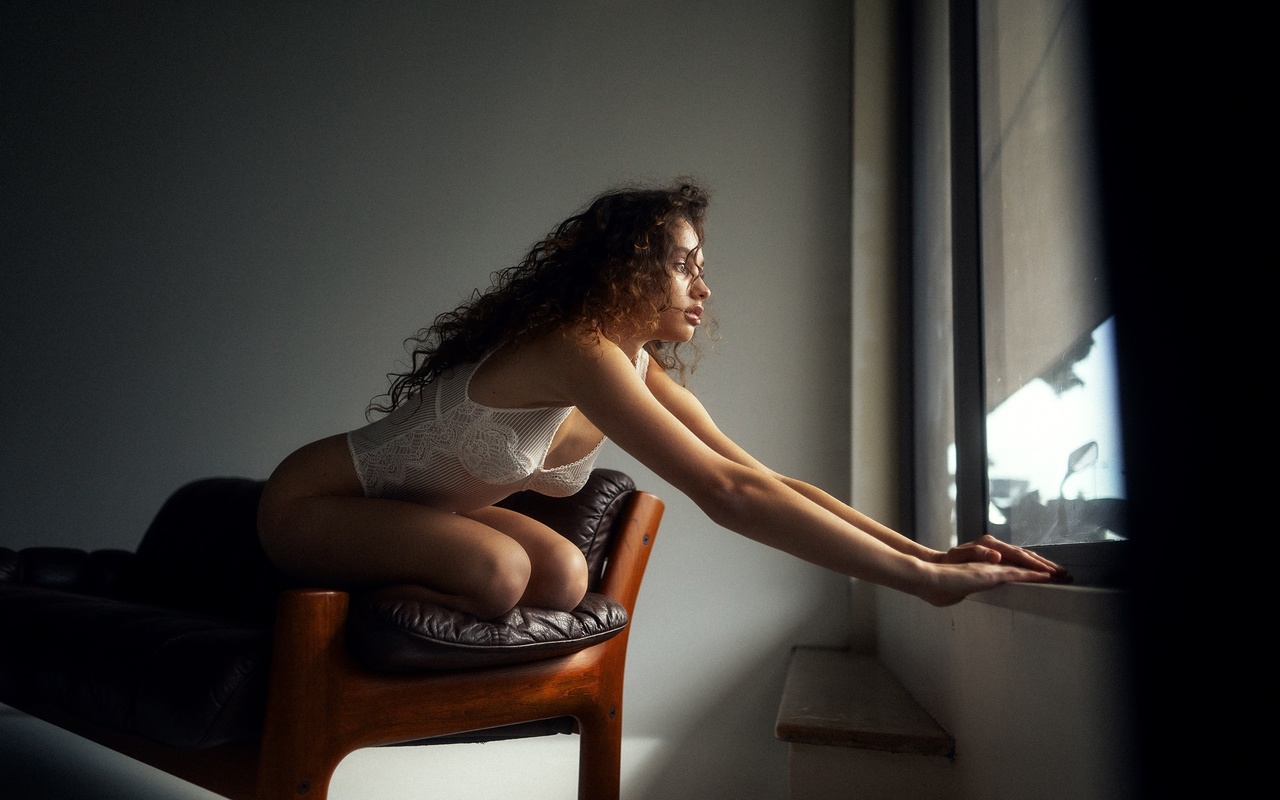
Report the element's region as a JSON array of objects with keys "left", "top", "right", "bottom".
[{"left": 334, "top": 735, "right": 666, "bottom": 799}]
